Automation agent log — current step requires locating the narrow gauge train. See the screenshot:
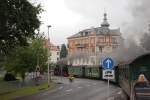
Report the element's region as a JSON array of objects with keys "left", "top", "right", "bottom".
[
  {"left": 68, "top": 66, "right": 102, "bottom": 79},
  {"left": 68, "top": 64, "right": 118, "bottom": 82},
  {"left": 67, "top": 53, "right": 150, "bottom": 99}
]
